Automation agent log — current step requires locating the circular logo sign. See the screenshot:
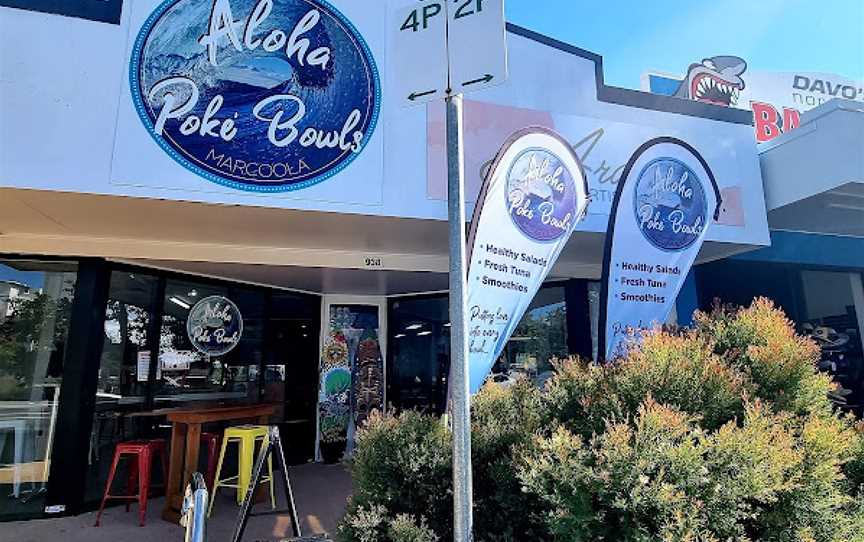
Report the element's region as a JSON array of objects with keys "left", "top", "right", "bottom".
[
  {"left": 131, "top": 0, "right": 381, "bottom": 192},
  {"left": 505, "top": 148, "right": 578, "bottom": 242},
  {"left": 633, "top": 158, "right": 707, "bottom": 251},
  {"left": 186, "top": 296, "right": 243, "bottom": 356}
]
